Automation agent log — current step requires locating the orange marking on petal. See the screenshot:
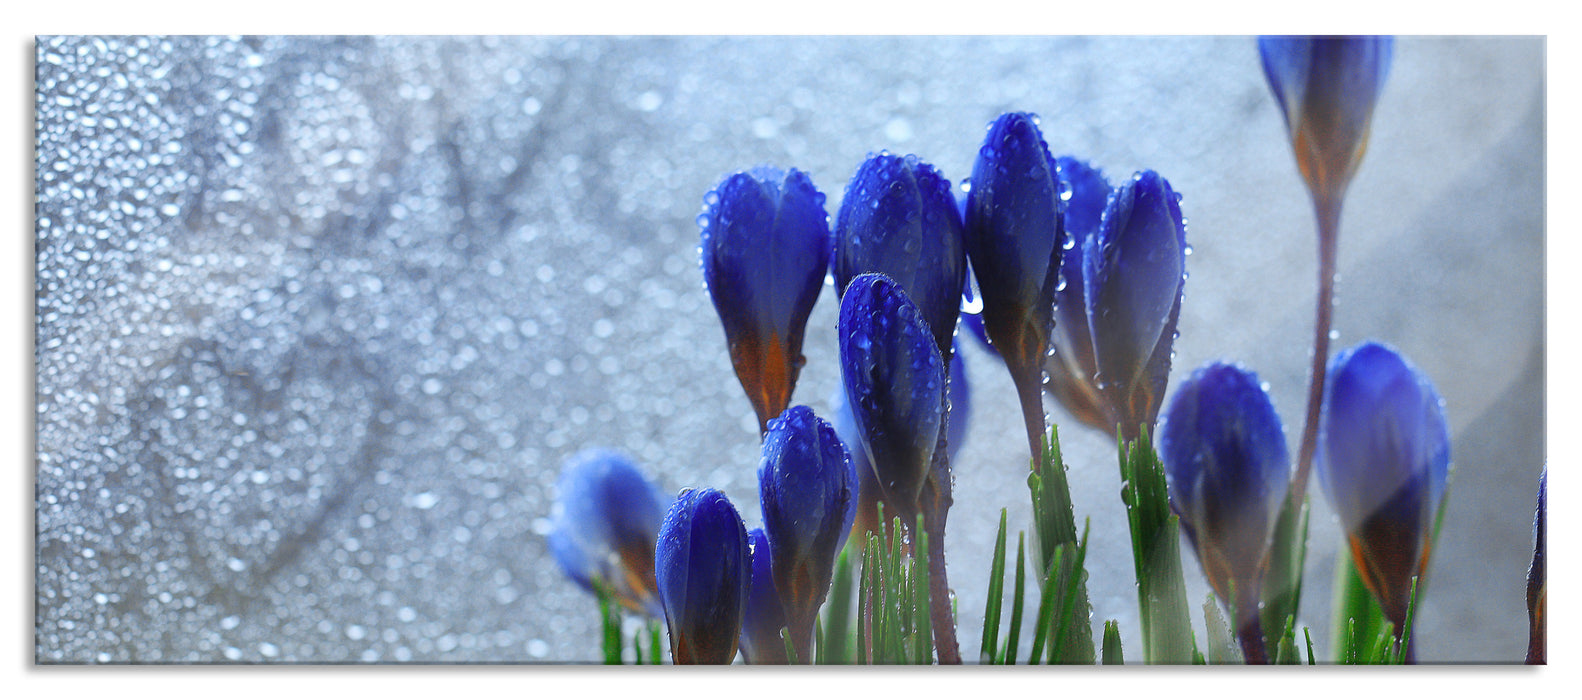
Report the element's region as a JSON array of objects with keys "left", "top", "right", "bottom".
[
  {"left": 730, "top": 330, "right": 794, "bottom": 432},
  {"left": 615, "top": 539, "right": 659, "bottom": 614}
]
